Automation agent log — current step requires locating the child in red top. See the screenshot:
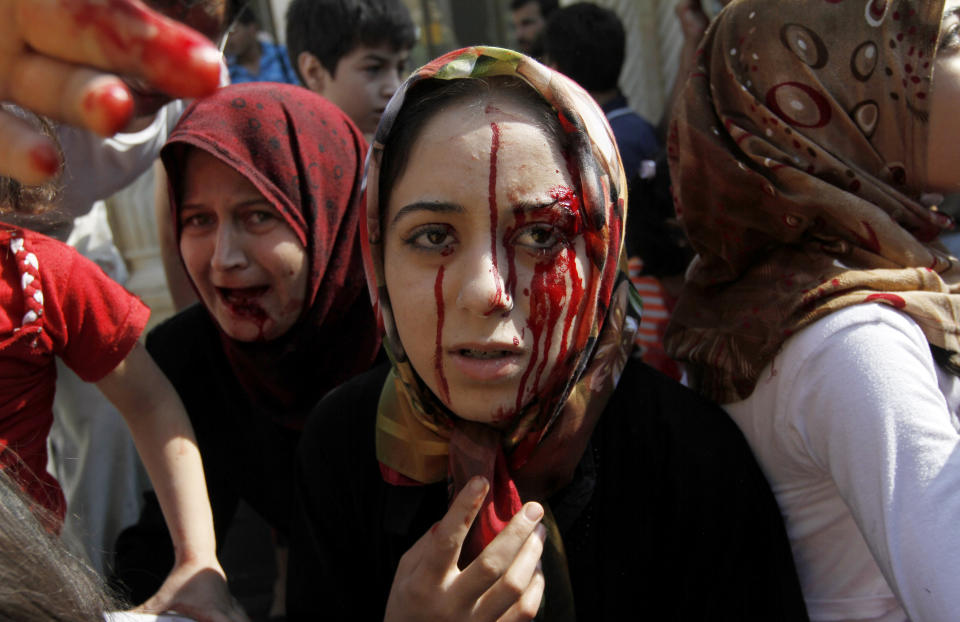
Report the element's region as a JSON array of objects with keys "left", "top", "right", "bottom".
[
  {"left": 0, "top": 227, "right": 149, "bottom": 518},
  {"left": 0, "top": 111, "right": 245, "bottom": 622}
]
